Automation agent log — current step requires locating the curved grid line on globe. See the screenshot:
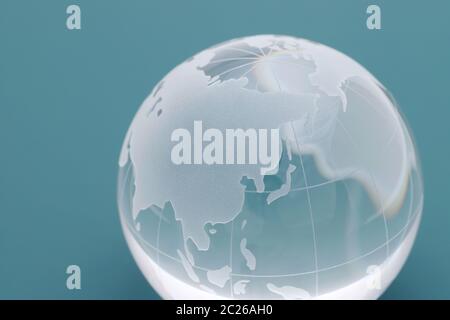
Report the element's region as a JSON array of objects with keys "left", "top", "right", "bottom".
[
  {"left": 120, "top": 150, "right": 422, "bottom": 281},
  {"left": 124, "top": 204, "right": 421, "bottom": 278}
]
